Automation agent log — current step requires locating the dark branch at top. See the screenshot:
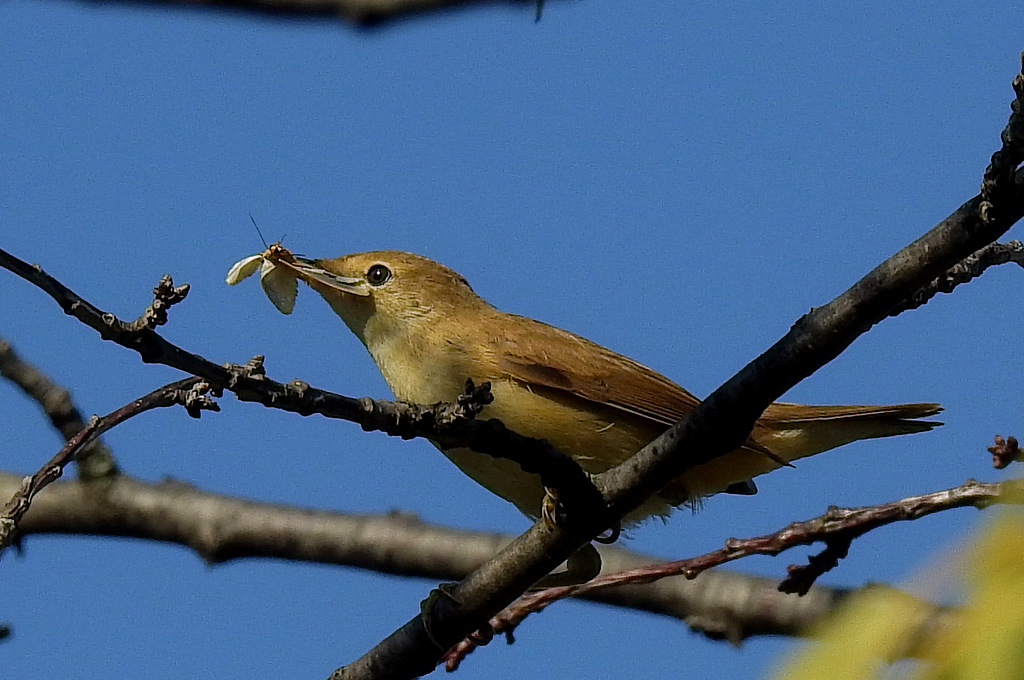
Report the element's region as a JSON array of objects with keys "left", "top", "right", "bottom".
[{"left": 77, "top": 0, "right": 542, "bottom": 27}]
